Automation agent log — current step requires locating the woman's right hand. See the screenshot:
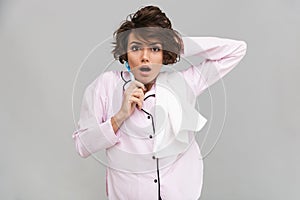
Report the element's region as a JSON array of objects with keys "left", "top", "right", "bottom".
[
  {"left": 121, "top": 80, "right": 146, "bottom": 118},
  {"left": 111, "top": 81, "right": 146, "bottom": 132}
]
